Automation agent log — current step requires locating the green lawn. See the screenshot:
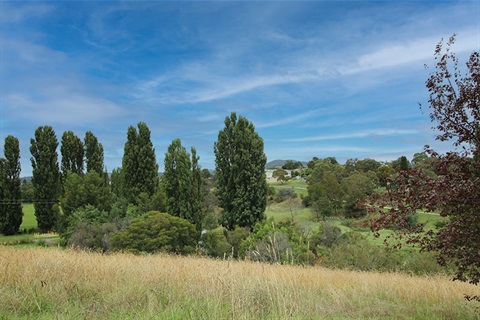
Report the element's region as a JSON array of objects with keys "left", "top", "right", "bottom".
[
  {"left": 266, "top": 192, "right": 444, "bottom": 248},
  {"left": 20, "top": 203, "right": 37, "bottom": 230},
  {"left": 269, "top": 179, "right": 308, "bottom": 197}
]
